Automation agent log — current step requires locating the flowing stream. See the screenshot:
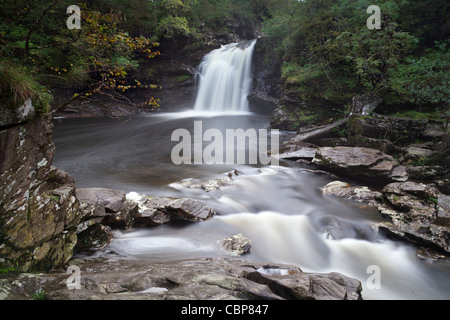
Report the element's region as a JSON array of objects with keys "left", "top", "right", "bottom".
[{"left": 52, "top": 41, "right": 450, "bottom": 300}]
